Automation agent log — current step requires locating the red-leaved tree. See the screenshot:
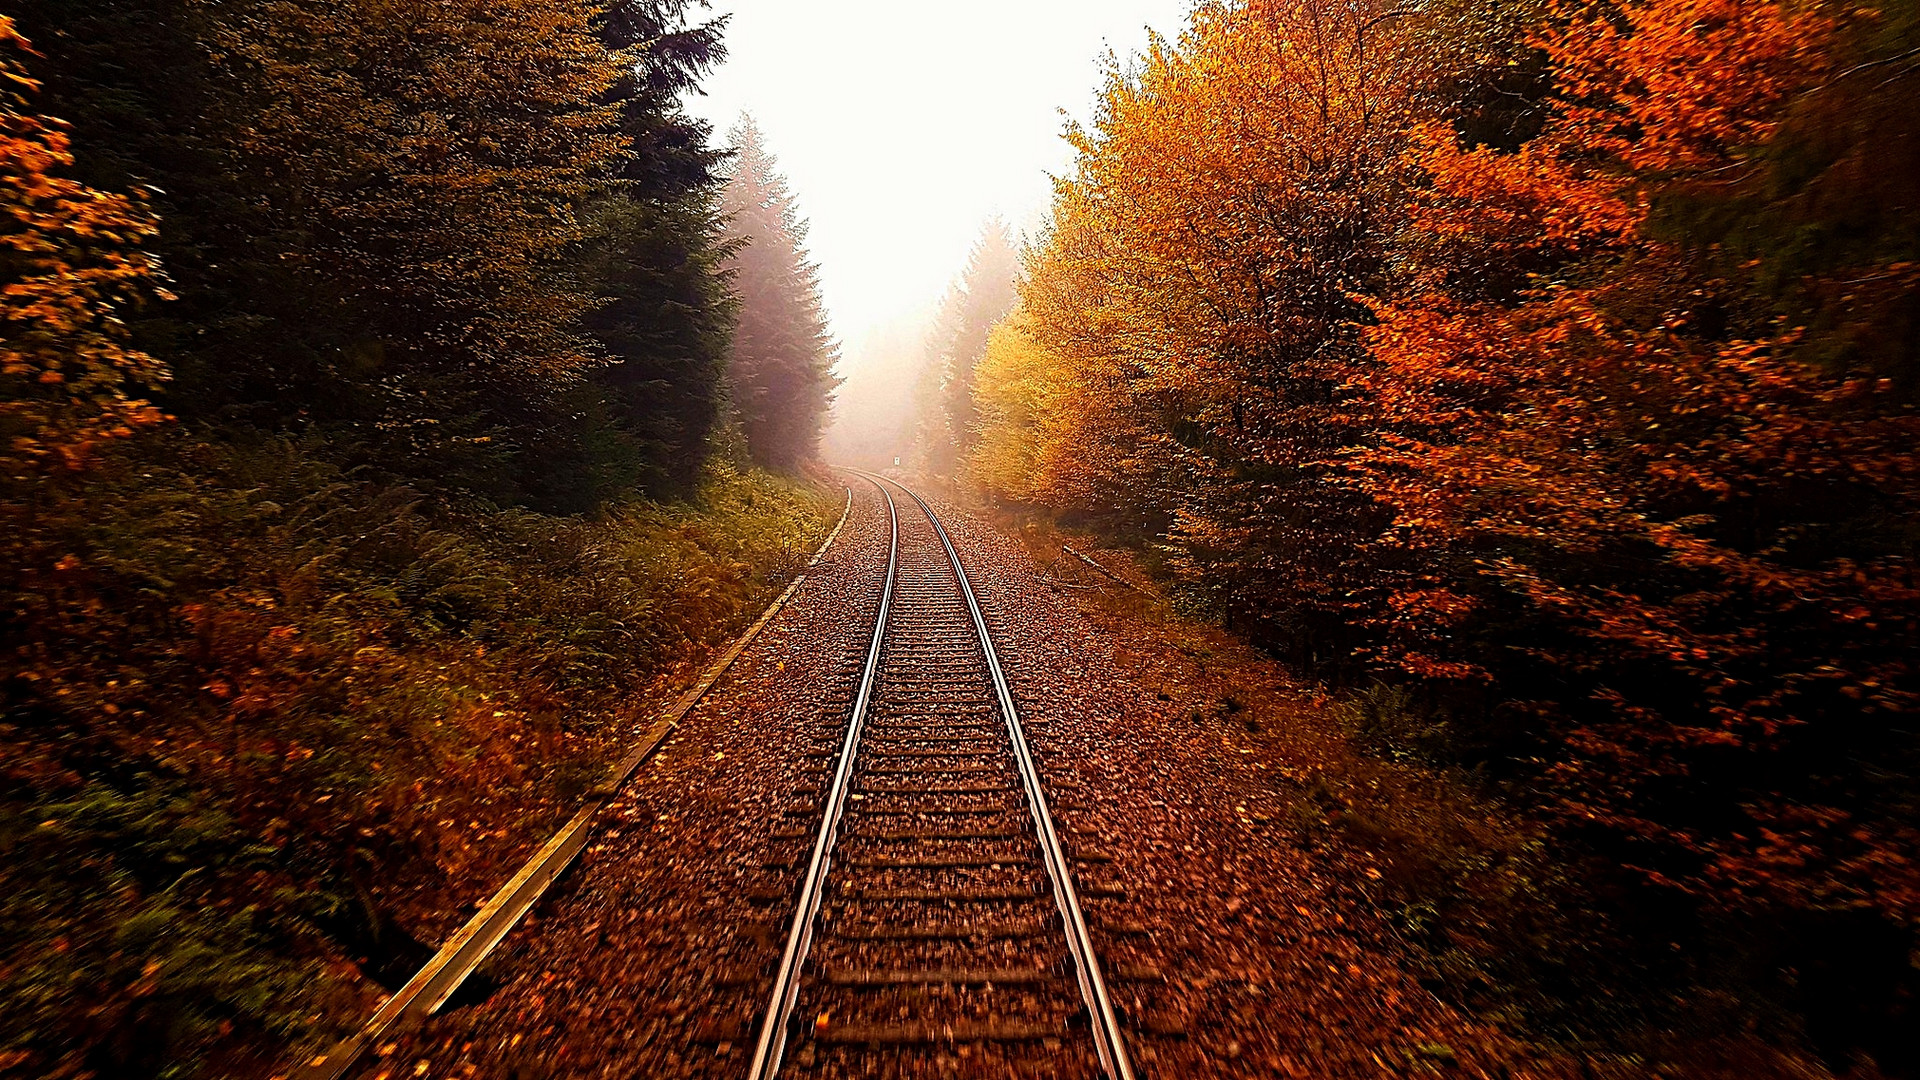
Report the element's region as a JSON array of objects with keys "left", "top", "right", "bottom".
[{"left": 1358, "top": 0, "right": 1920, "bottom": 918}]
